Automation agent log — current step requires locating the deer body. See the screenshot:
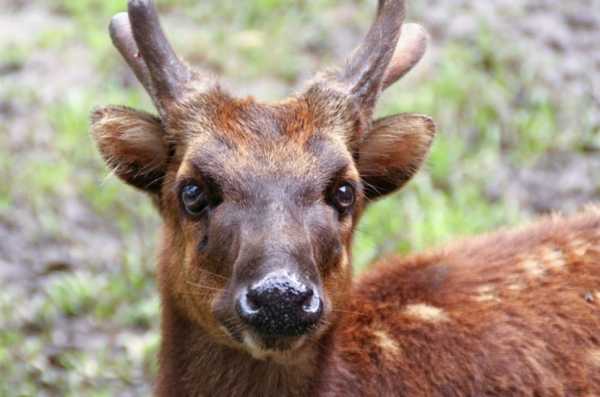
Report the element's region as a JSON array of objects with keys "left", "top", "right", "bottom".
[
  {"left": 154, "top": 207, "right": 600, "bottom": 396},
  {"left": 319, "top": 208, "right": 600, "bottom": 396},
  {"left": 90, "top": 1, "right": 600, "bottom": 396}
]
